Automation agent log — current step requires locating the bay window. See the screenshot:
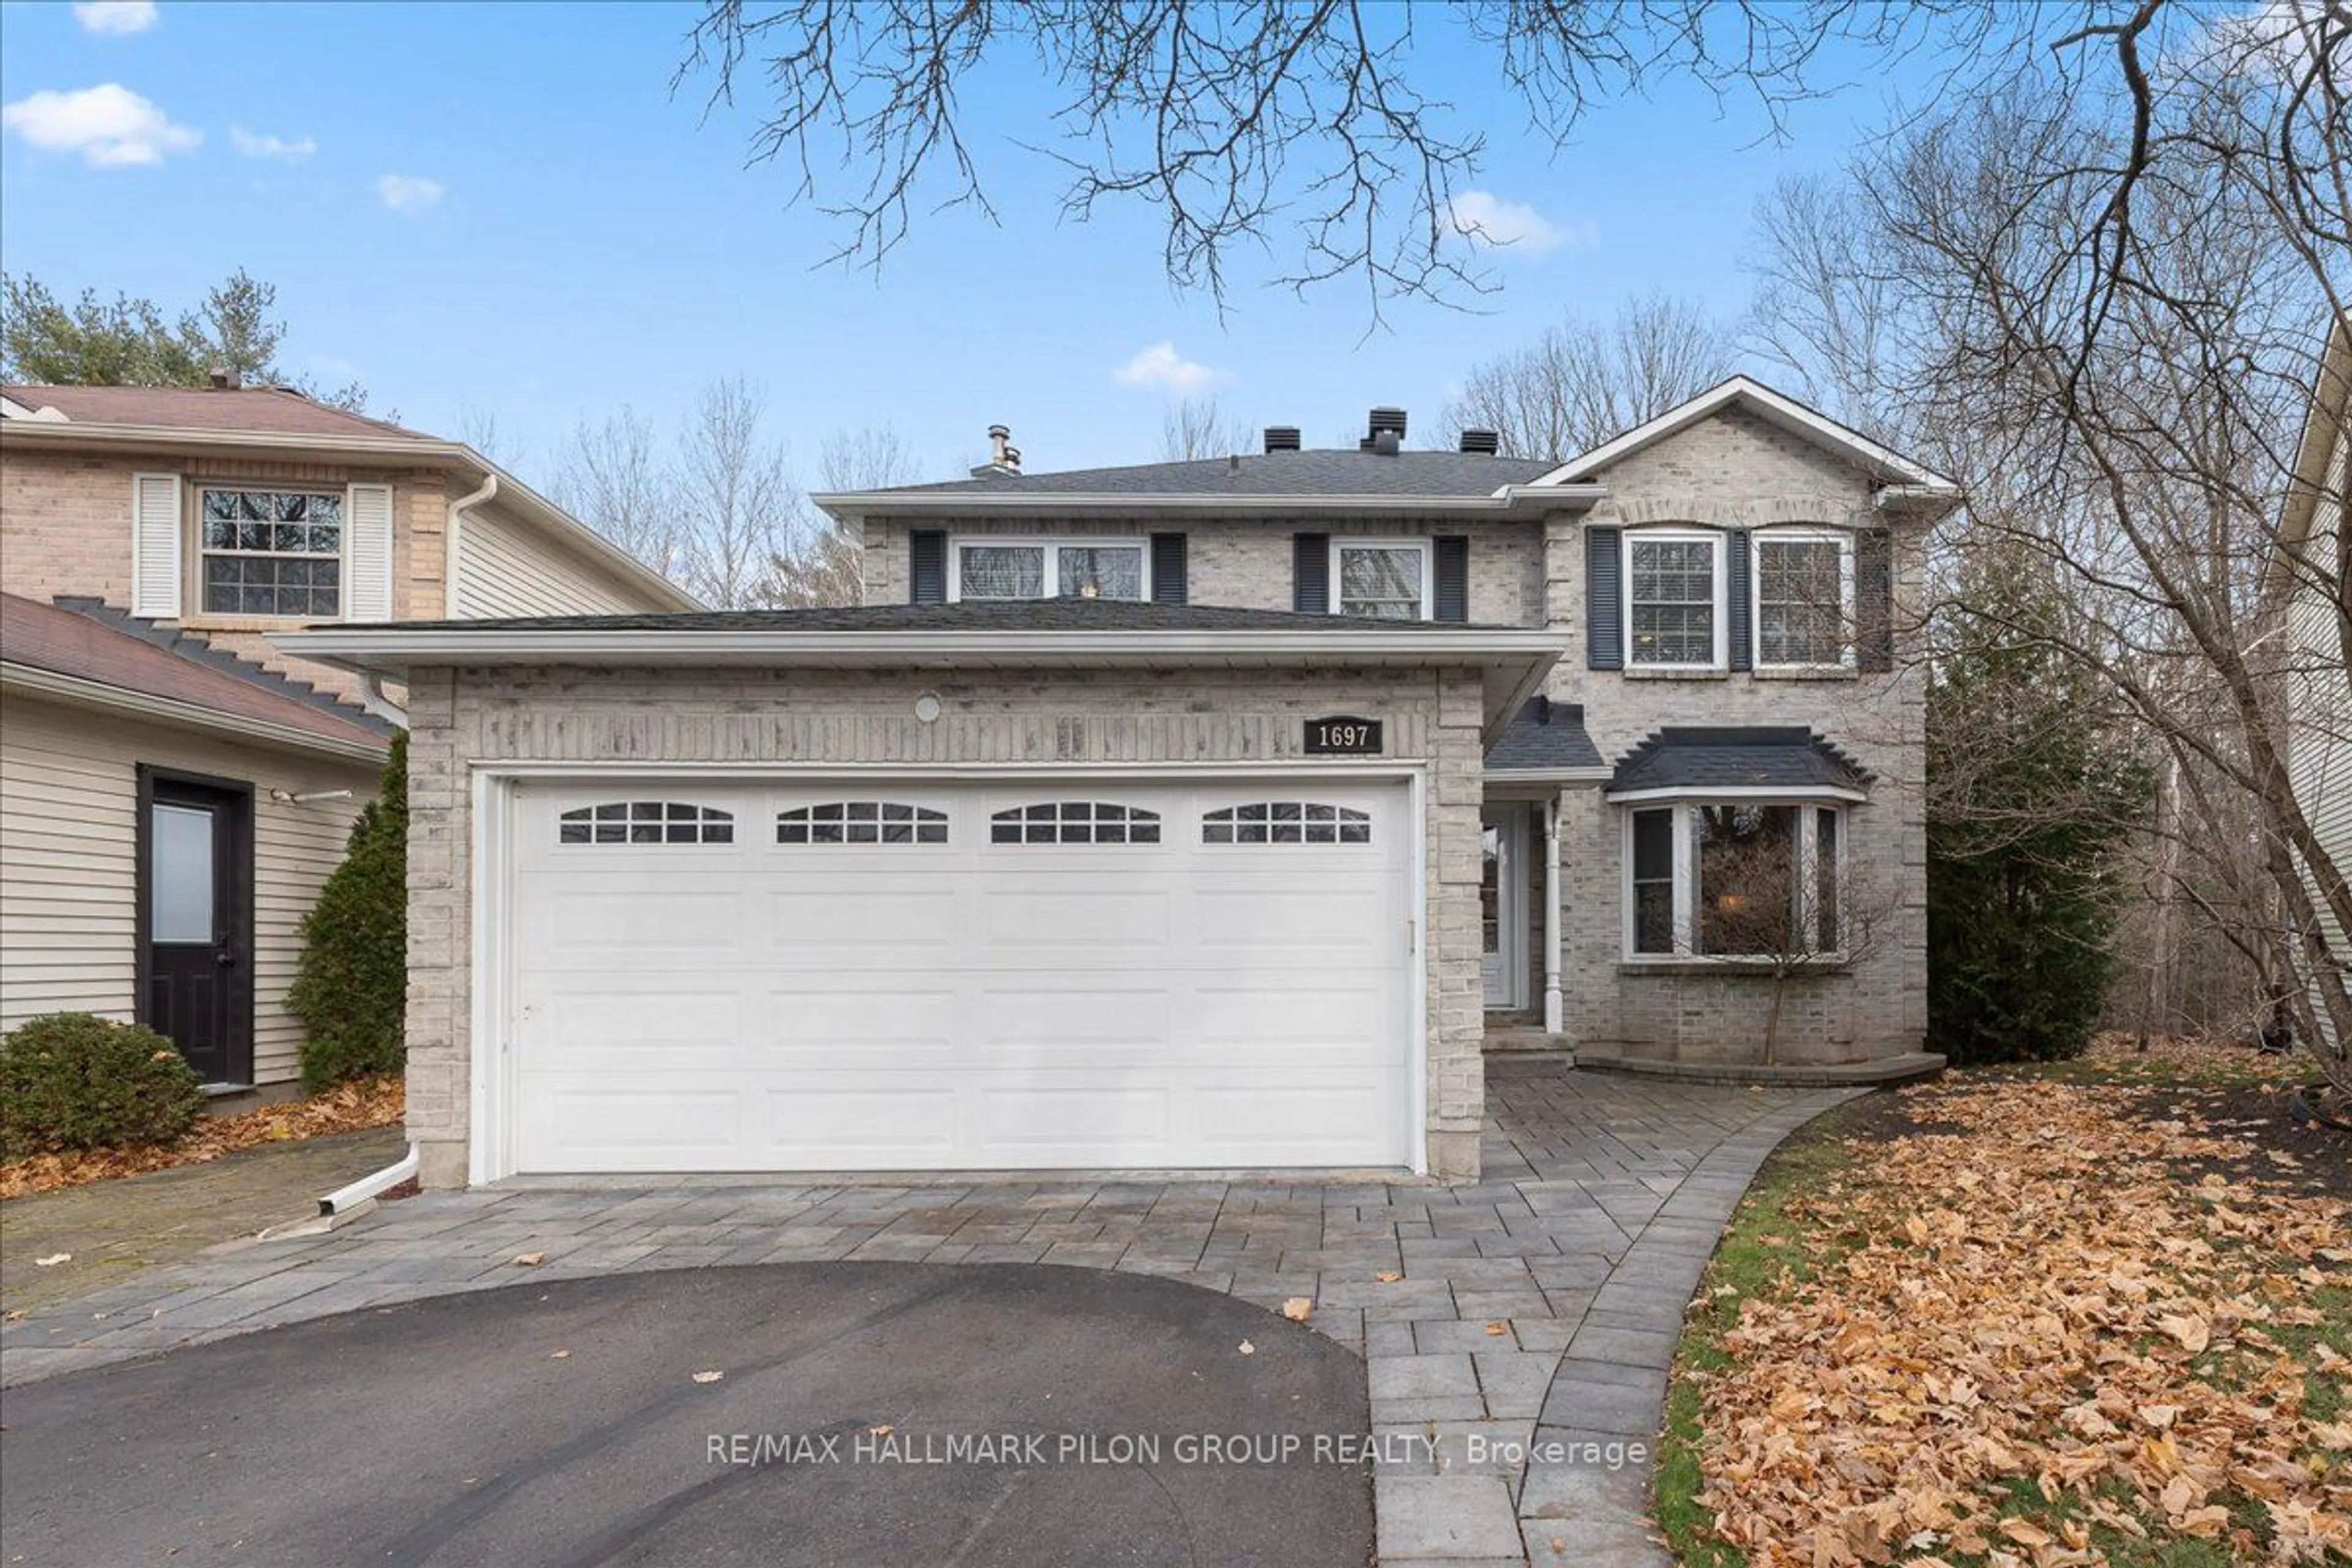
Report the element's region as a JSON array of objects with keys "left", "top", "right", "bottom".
[
  {"left": 952, "top": 538, "right": 1145, "bottom": 601},
  {"left": 1624, "top": 801, "right": 1846, "bottom": 960}
]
